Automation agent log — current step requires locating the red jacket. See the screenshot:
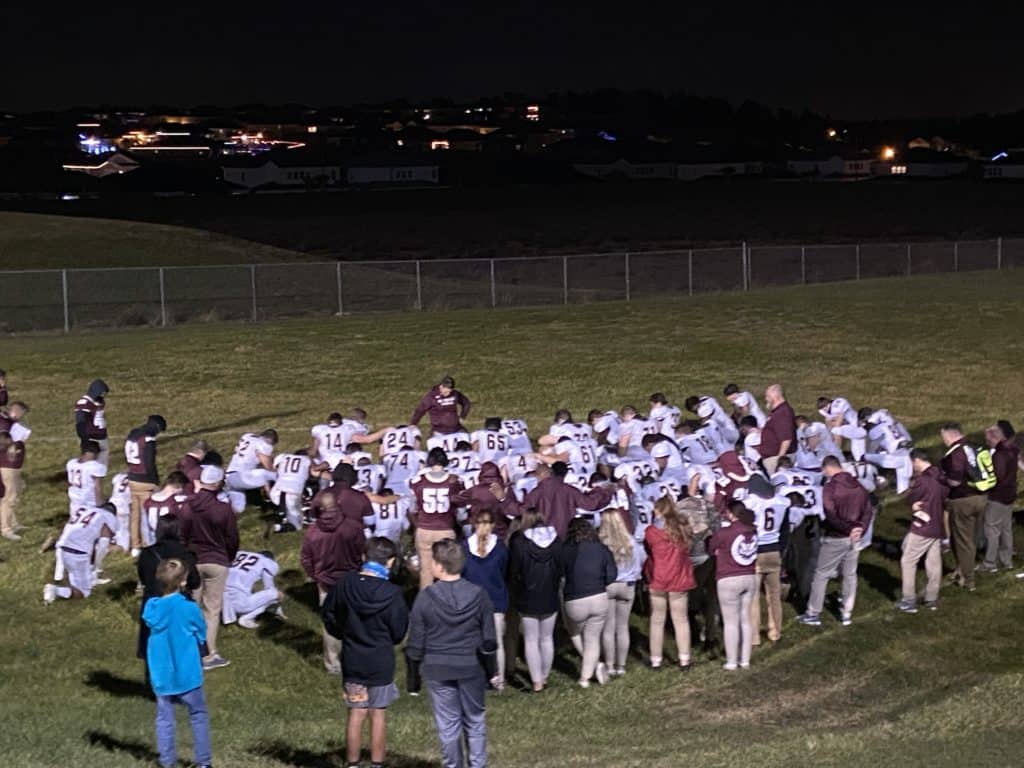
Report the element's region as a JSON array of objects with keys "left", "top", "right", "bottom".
[
  {"left": 643, "top": 525, "right": 696, "bottom": 593},
  {"left": 301, "top": 506, "right": 365, "bottom": 590}
]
